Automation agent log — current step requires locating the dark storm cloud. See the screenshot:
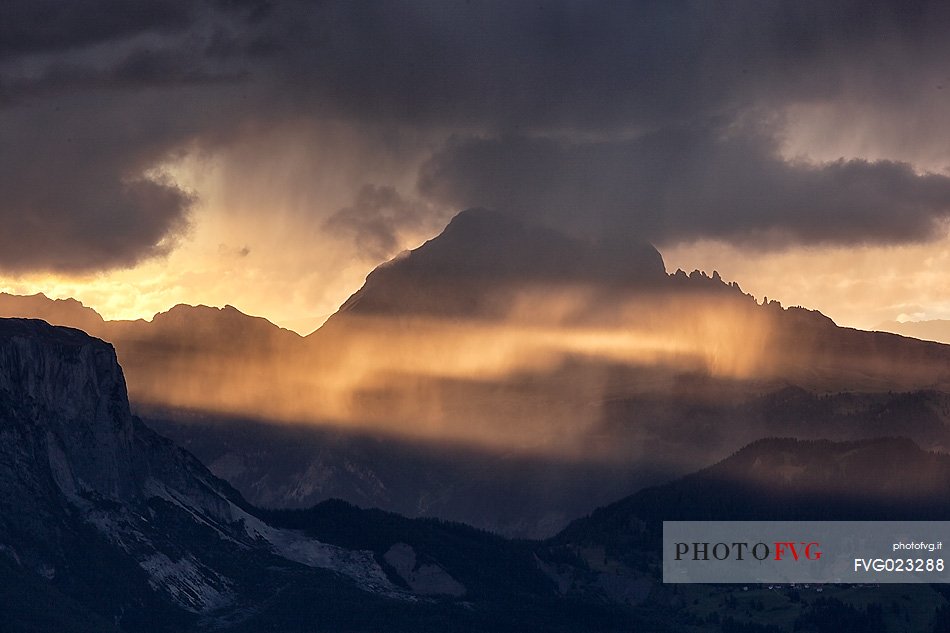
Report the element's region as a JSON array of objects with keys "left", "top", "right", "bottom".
[
  {"left": 261, "top": 0, "right": 950, "bottom": 129},
  {"left": 418, "top": 128, "right": 950, "bottom": 247},
  {"left": 0, "top": 49, "right": 243, "bottom": 107},
  {"left": 271, "top": 0, "right": 950, "bottom": 247},
  {"left": 3, "top": 0, "right": 950, "bottom": 272},
  {"left": 0, "top": 0, "right": 270, "bottom": 59},
  {"left": 0, "top": 1, "right": 194, "bottom": 58},
  {"left": 0, "top": 107, "right": 195, "bottom": 273},
  {"left": 0, "top": 174, "right": 192, "bottom": 274},
  {"left": 0, "top": 0, "right": 259, "bottom": 272}
]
